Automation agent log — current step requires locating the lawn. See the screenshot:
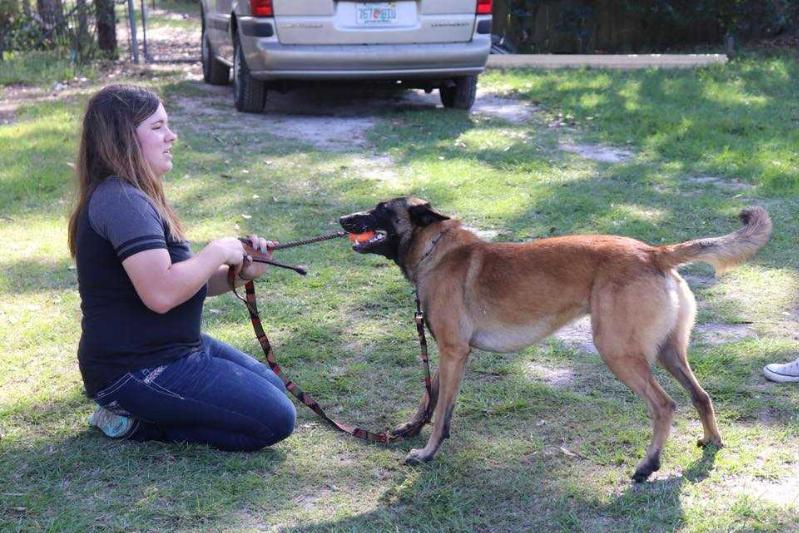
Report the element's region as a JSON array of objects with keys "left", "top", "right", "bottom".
[{"left": 1, "top": 40, "right": 798, "bottom": 532}]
